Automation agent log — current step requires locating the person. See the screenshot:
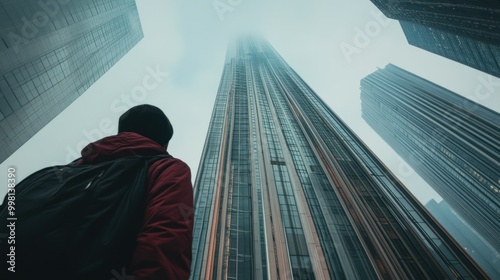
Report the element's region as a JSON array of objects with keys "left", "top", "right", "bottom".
[{"left": 79, "top": 104, "right": 193, "bottom": 279}]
